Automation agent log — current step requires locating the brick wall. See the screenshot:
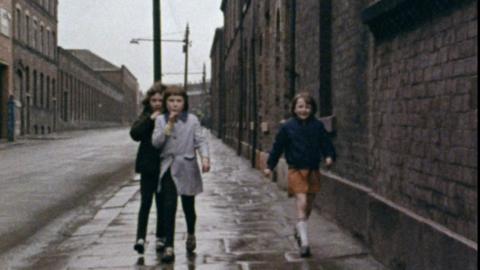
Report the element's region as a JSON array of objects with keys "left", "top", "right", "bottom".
[
  {"left": 331, "top": 0, "right": 372, "bottom": 186},
  {"left": 295, "top": 0, "right": 320, "bottom": 98},
  {"left": 369, "top": 0, "right": 478, "bottom": 241}
]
